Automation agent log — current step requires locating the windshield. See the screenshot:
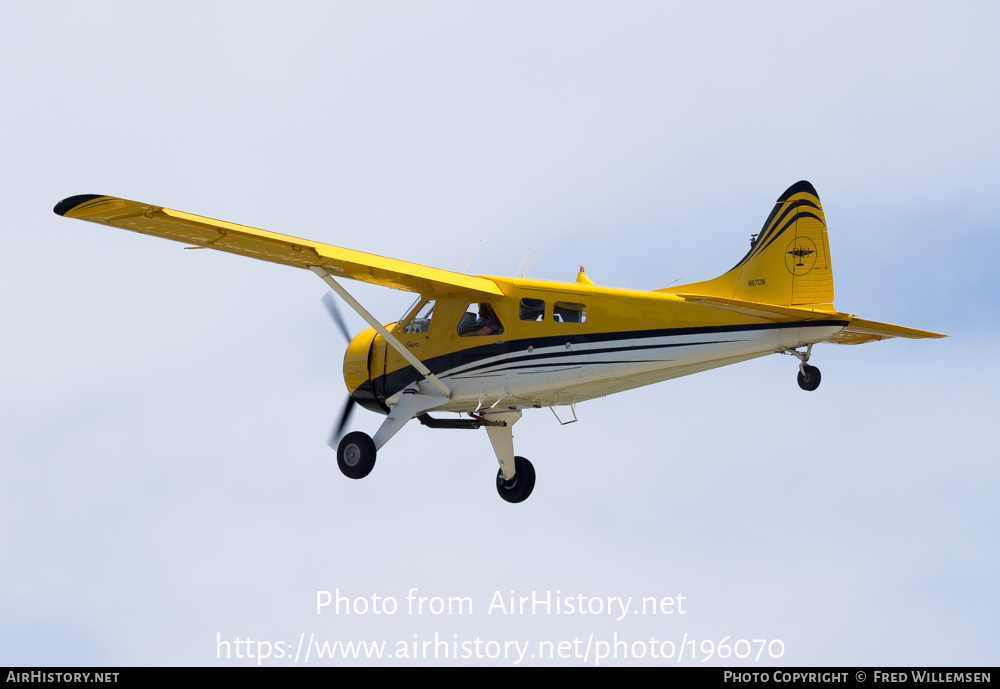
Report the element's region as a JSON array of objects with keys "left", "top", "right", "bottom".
[
  {"left": 398, "top": 295, "right": 423, "bottom": 326},
  {"left": 399, "top": 298, "right": 435, "bottom": 334}
]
